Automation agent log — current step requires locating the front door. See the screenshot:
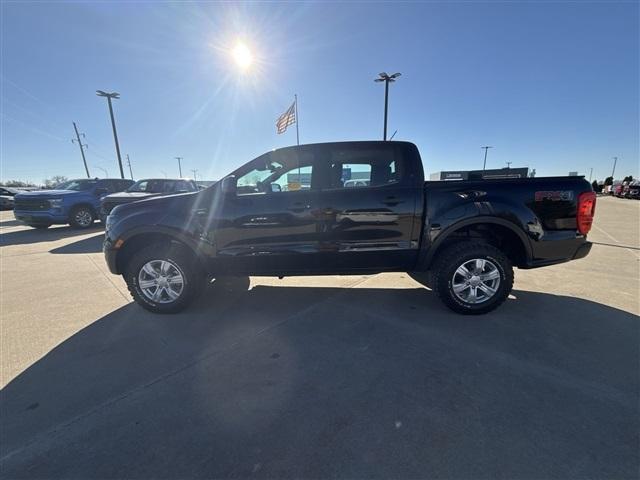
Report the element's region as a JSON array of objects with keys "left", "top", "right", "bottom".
[{"left": 212, "top": 149, "right": 320, "bottom": 275}]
